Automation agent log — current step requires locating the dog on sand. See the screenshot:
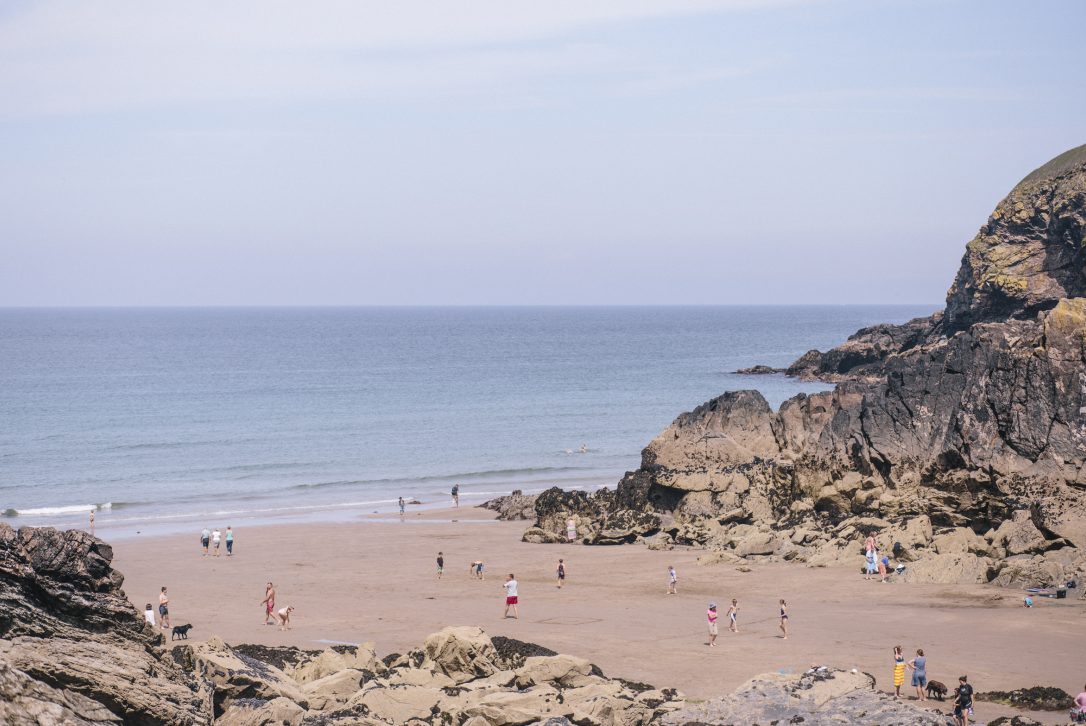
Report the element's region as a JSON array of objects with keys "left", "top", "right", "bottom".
[{"left": 171, "top": 624, "right": 194, "bottom": 640}]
